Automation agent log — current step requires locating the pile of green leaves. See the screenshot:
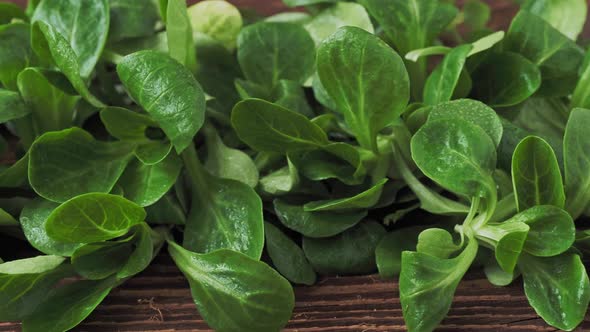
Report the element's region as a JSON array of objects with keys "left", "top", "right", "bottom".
[{"left": 1, "top": 0, "right": 590, "bottom": 331}]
